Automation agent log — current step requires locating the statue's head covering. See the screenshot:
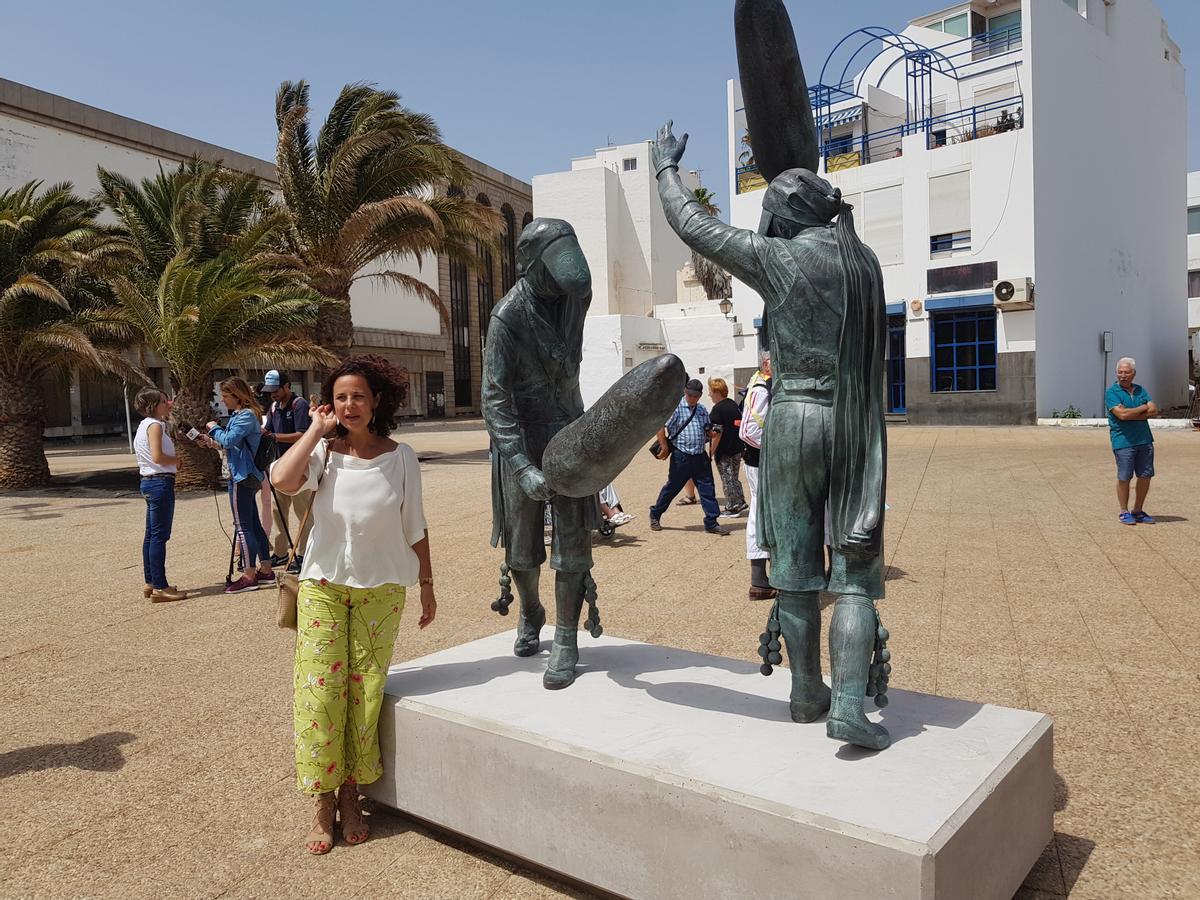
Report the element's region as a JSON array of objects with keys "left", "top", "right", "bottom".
[
  {"left": 758, "top": 168, "right": 842, "bottom": 232},
  {"left": 517, "top": 218, "right": 576, "bottom": 277}
]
